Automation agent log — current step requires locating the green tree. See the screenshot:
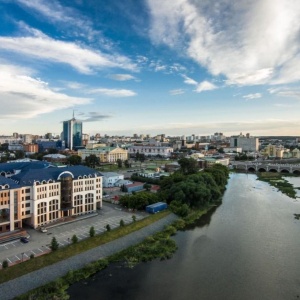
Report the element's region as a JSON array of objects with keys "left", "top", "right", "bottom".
[
  {"left": 85, "top": 154, "right": 100, "bottom": 168},
  {"left": 15, "top": 150, "right": 25, "bottom": 159},
  {"left": 124, "top": 160, "right": 130, "bottom": 168},
  {"left": 143, "top": 183, "right": 151, "bottom": 191},
  {"left": 132, "top": 215, "right": 137, "bottom": 222},
  {"left": 120, "top": 219, "right": 125, "bottom": 227},
  {"left": 117, "top": 159, "right": 123, "bottom": 168},
  {"left": 89, "top": 226, "right": 95, "bottom": 237},
  {"left": 0, "top": 143, "right": 9, "bottom": 151},
  {"left": 50, "top": 237, "right": 59, "bottom": 251},
  {"left": 2, "top": 260, "right": 8, "bottom": 268},
  {"left": 178, "top": 157, "right": 199, "bottom": 175},
  {"left": 68, "top": 155, "right": 82, "bottom": 165},
  {"left": 48, "top": 148, "right": 58, "bottom": 154},
  {"left": 105, "top": 224, "right": 111, "bottom": 231},
  {"left": 71, "top": 234, "right": 78, "bottom": 244},
  {"left": 120, "top": 184, "right": 128, "bottom": 192}
]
